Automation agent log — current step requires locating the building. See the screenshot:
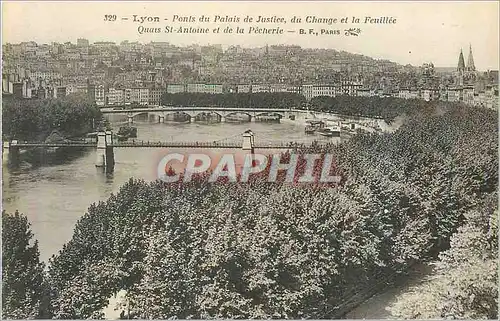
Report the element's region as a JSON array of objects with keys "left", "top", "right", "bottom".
[
  {"left": 466, "top": 44, "right": 476, "bottom": 72},
  {"left": 447, "top": 87, "right": 462, "bottom": 102},
  {"left": 356, "top": 88, "right": 373, "bottom": 97},
  {"left": 77, "top": 38, "right": 89, "bottom": 47},
  {"left": 29, "top": 70, "right": 62, "bottom": 82},
  {"left": 124, "top": 88, "right": 132, "bottom": 104},
  {"left": 139, "top": 88, "right": 149, "bottom": 105},
  {"left": 302, "top": 84, "right": 340, "bottom": 100},
  {"left": 237, "top": 84, "right": 251, "bottom": 93},
  {"left": 2, "top": 75, "right": 11, "bottom": 93},
  {"left": 186, "top": 83, "right": 205, "bottom": 93},
  {"left": 55, "top": 86, "right": 67, "bottom": 99},
  {"left": 149, "top": 88, "right": 164, "bottom": 105},
  {"left": 108, "top": 87, "right": 124, "bottom": 105},
  {"left": 251, "top": 84, "right": 270, "bottom": 93},
  {"left": 286, "top": 85, "right": 302, "bottom": 95},
  {"left": 12, "top": 82, "right": 23, "bottom": 99},
  {"left": 421, "top": 88, "right": 438, "bottom": 101},
  {"left": 457, "top": 49, "right": 466, "bottom": 73},
  {"left": 95, "top": 85, "right": 106, "bottom": 106},
  {"left": 456, "top": 44, "right": 477, "bottom": 85},
  {"left": 269, "top": 84, "right": 288, "bottom": 93},
  {"left": 340, "top": 80, "right": 363, "bottom": 96},
  {"left": 131, "top": 88, "right": 140, "bottom": 104},
  {"left": 186, "top": 83, "right": 223, "bottom": 94},
  {"left": 204, "top": 84, "right": 223, "bottom": 94},
  {"left": 167, "top": 84, "right": 186, "bottom": 94},
  {"left": 398, "top": 88, "right": 420, "bottom": 100},
  {"left": 462, "top": 86, "right": 475, "bottom": 105}
]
